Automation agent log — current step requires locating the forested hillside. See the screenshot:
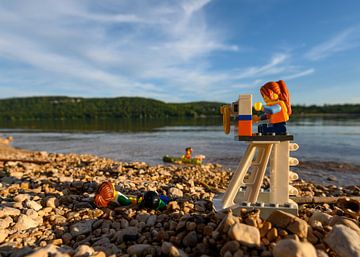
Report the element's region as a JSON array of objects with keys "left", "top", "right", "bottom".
[{"left": 0, "top": 96, "right": 358, "bottom": 120}]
